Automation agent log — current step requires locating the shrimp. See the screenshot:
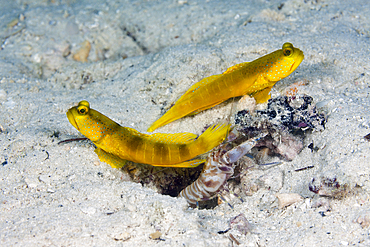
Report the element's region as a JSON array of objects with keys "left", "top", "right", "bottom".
[{"left": 178, "top": 134, "right": 266, "bottom": 206}]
